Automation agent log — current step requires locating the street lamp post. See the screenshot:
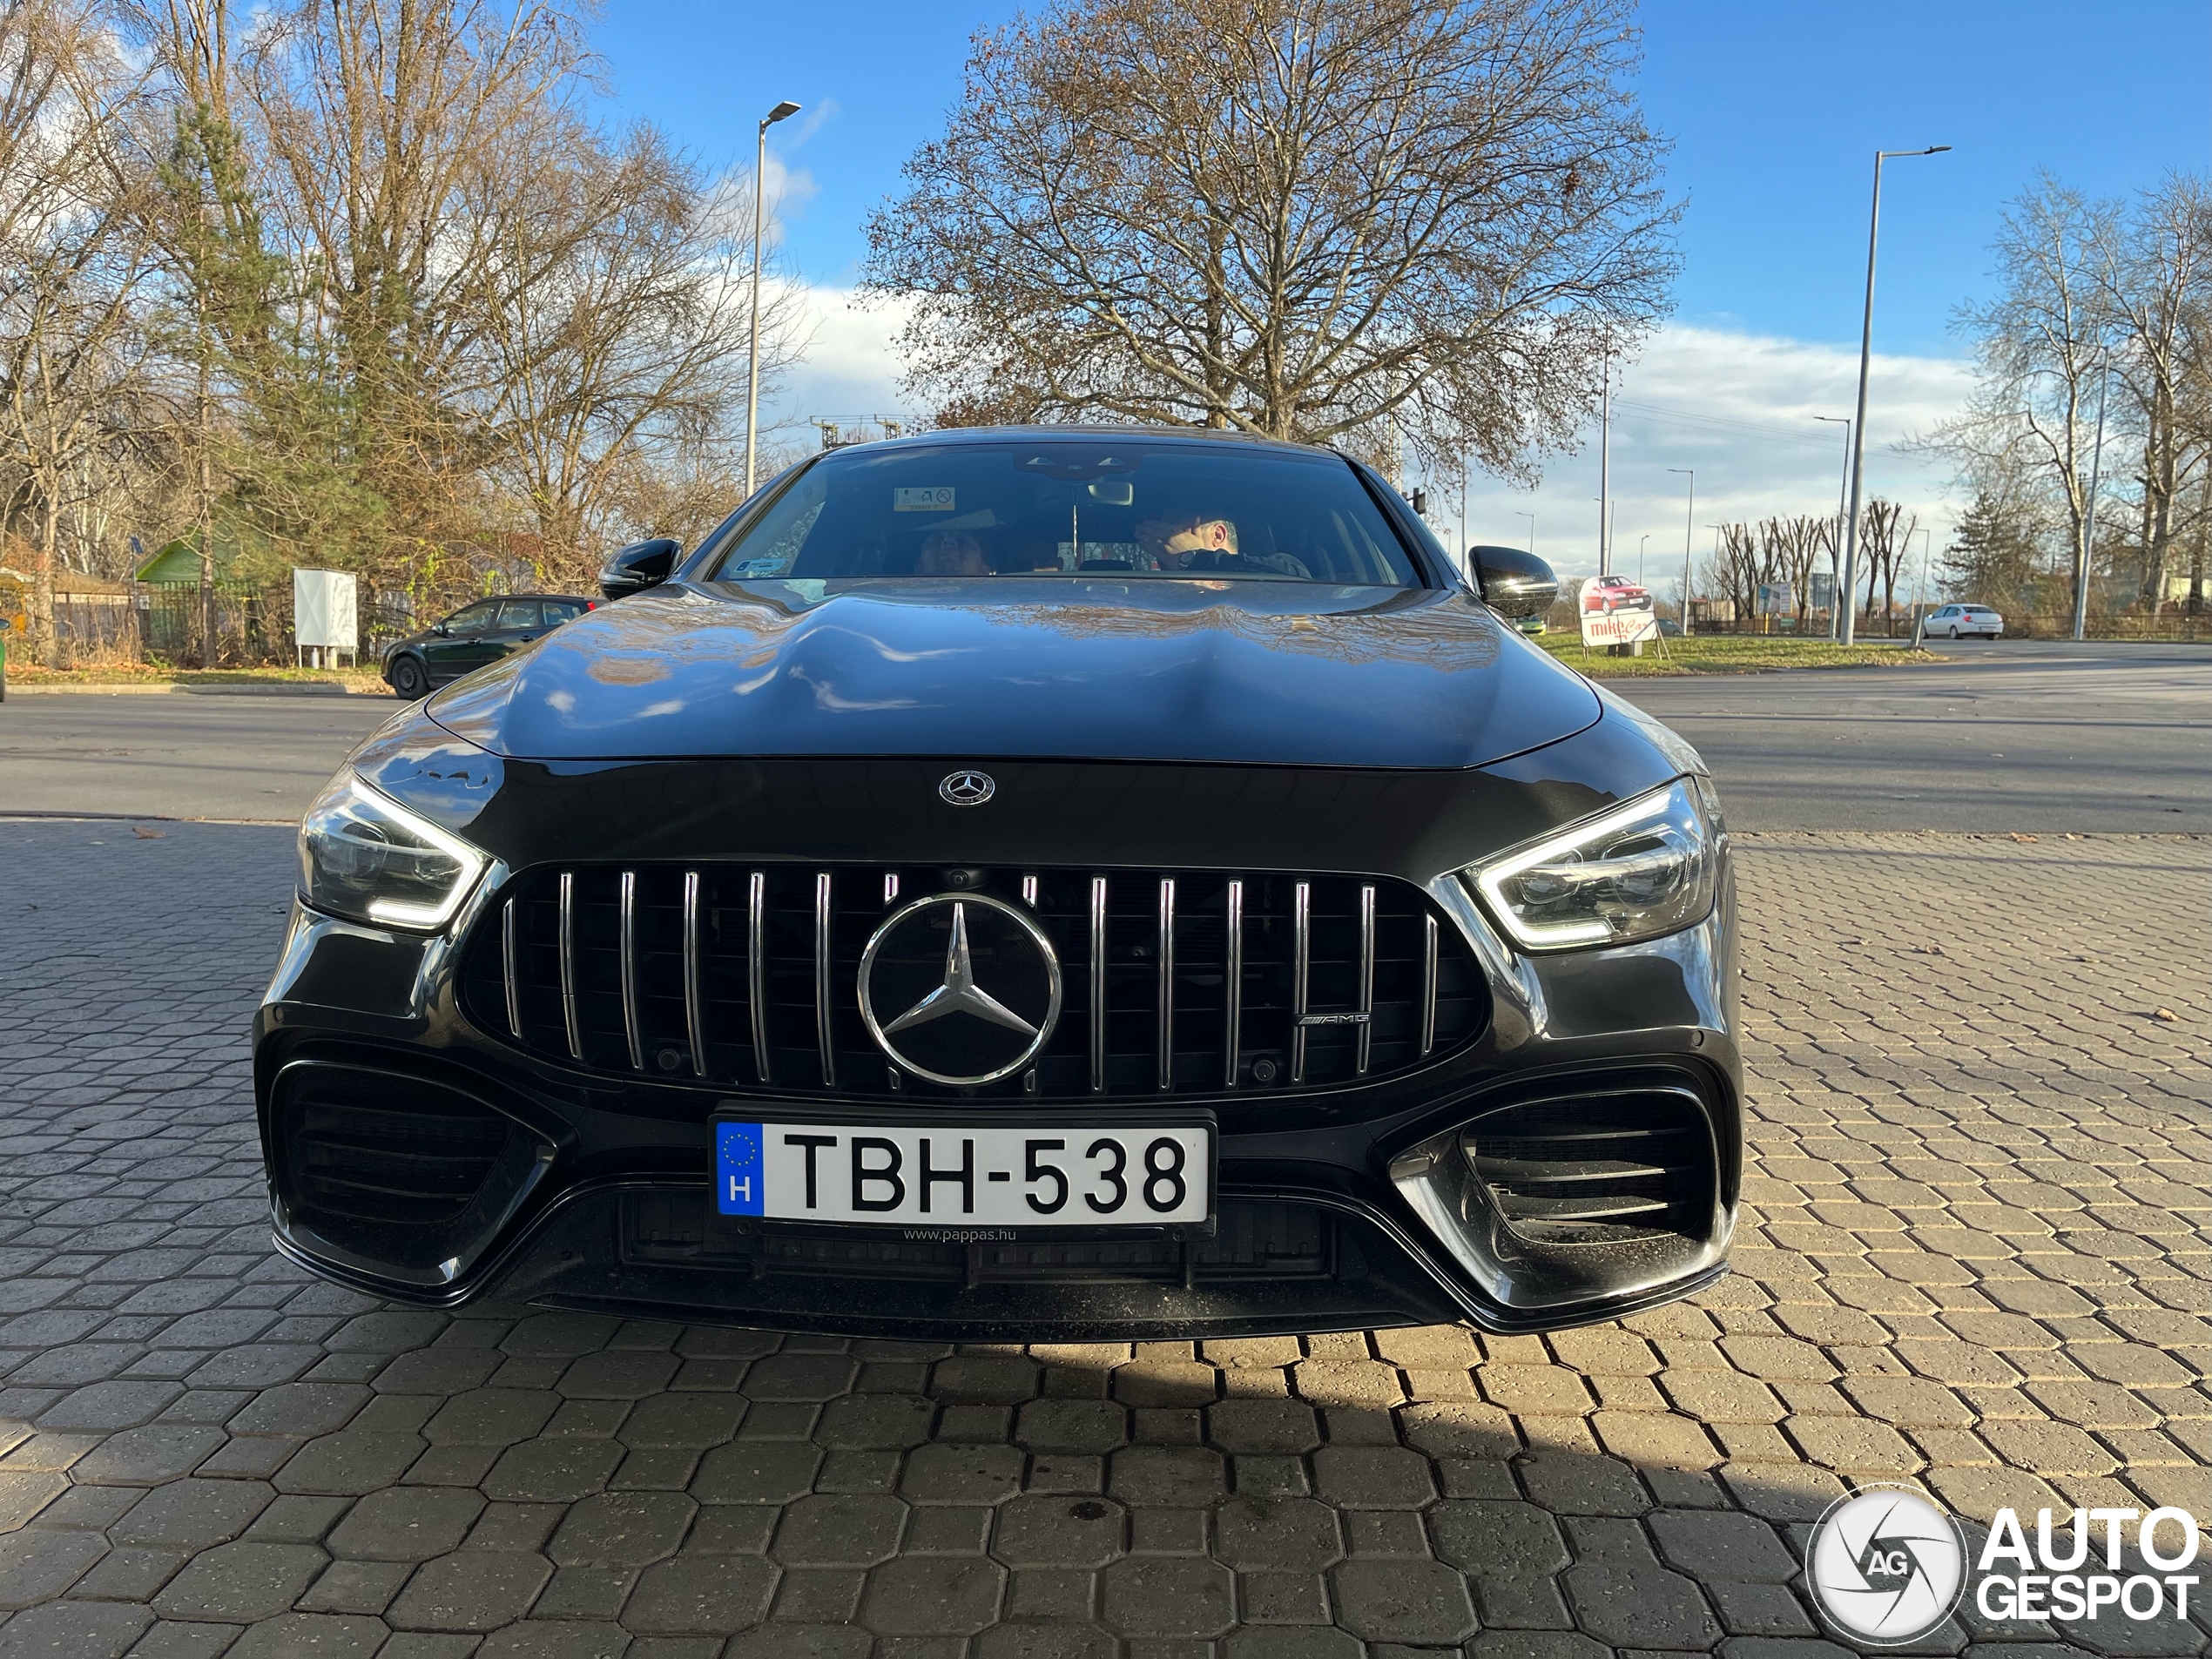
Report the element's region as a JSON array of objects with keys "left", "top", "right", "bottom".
[
  {"left": 1908, "top": 526, "right": 1934, "bottom": 646},
  {"left": 1597, "top": 355, "right": 1612, "bottom": 576},
  {"left": 1839, "top": 145, "right": 1950, "bottom": 646},
  {"left": 1512, "top": 510, "right": 1534, "bottom": 559},
  {"left": 1637, "top": 534, "right": 1649, "bottom": 585},
  {"left": 1666, "top": 469, "right": 1694, "bottom": 635},
  {"left": 1812, "top": 415, "right": 1851, "bottom": 639},
  {"left": 745, "top": 98, "right": 803, "bottom": 499}
]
